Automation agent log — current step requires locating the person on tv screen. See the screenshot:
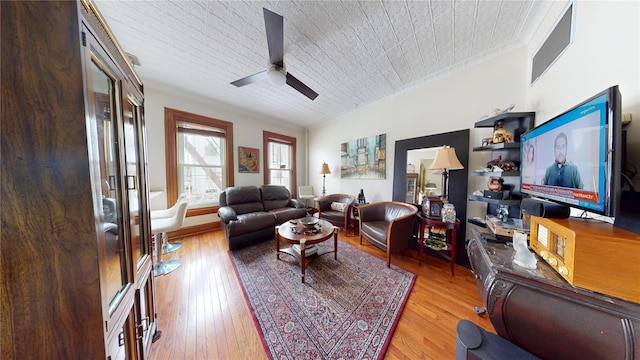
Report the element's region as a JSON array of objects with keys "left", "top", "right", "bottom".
[
  {"left": 543, "top": 132, "right": 583, "bottom": 189},
  {"left": 522, "top": 142, "right": 536, "bottom": 184}
]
